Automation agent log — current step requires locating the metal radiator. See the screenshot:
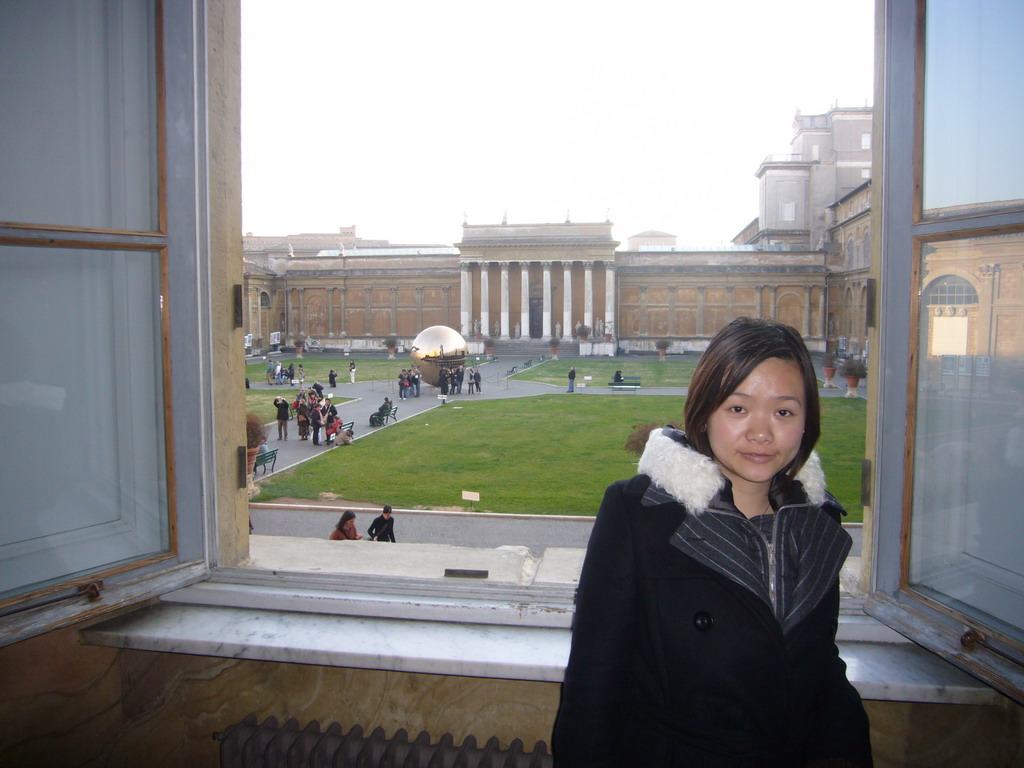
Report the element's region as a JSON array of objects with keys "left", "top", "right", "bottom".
[{"left": 217, "top": 714, "right": 553, "bottom": 768}]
